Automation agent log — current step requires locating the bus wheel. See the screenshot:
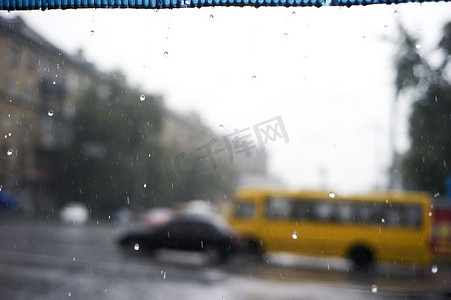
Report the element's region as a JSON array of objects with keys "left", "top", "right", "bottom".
[{"left": 349, "top": 246, "right": 373, "bottom": 271}]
